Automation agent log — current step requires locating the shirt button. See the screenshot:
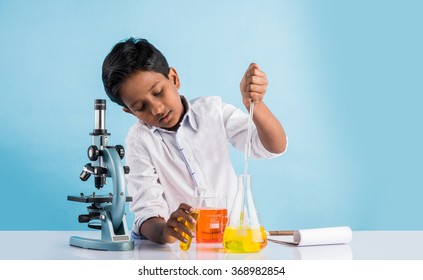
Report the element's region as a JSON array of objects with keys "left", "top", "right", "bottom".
[{"left": 189, "top": 156, "right": 194, "bottom": 162}]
